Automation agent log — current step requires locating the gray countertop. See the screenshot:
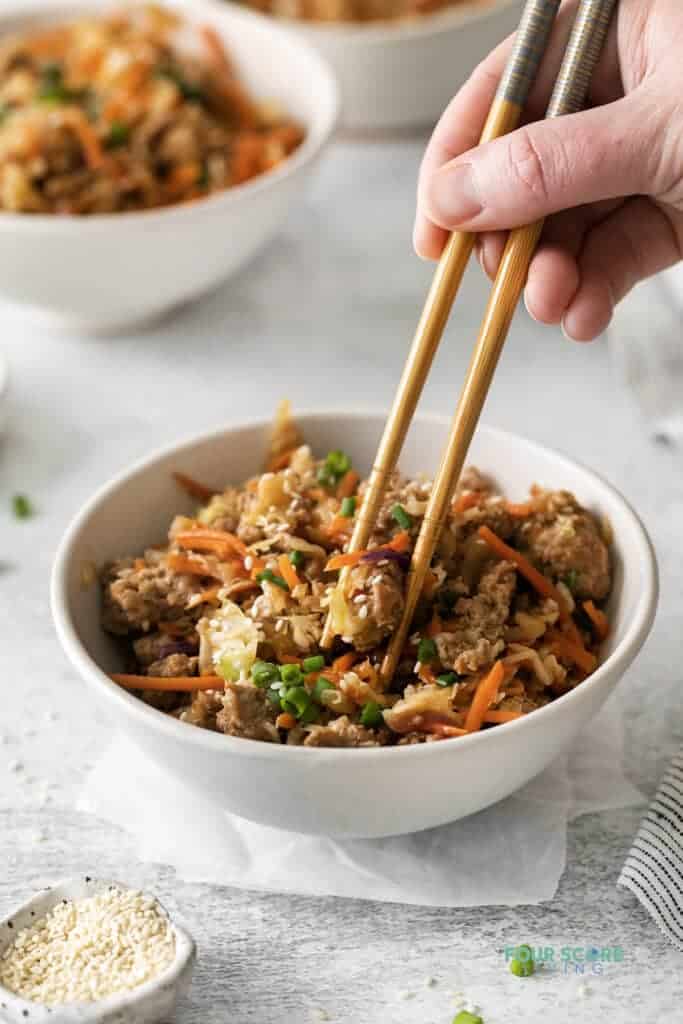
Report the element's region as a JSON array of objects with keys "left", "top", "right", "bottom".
[{"left": 1, "top": 138, "right": 681, "bottom": 1023}]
